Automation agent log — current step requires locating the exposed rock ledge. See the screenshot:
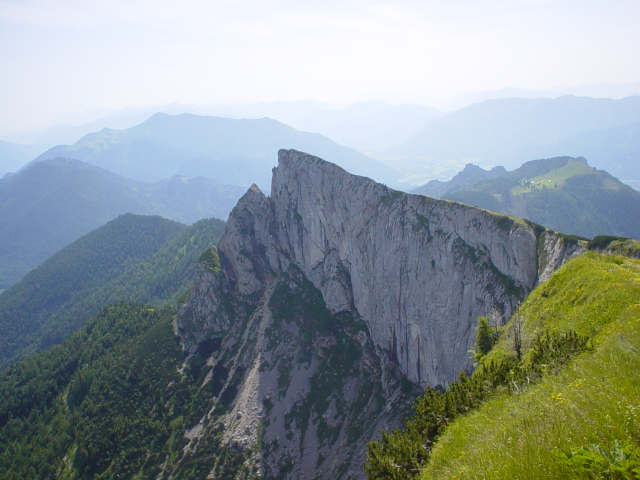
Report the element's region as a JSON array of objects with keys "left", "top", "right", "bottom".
[{"left": 181, "top": 149, "right": 583, "bottom": 386}]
